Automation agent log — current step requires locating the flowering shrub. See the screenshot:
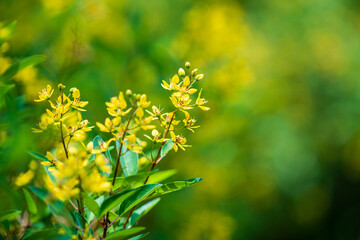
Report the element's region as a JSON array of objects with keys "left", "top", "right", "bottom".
[{"left": 2, "top": 60, "right": 209, "bottom": 239}]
